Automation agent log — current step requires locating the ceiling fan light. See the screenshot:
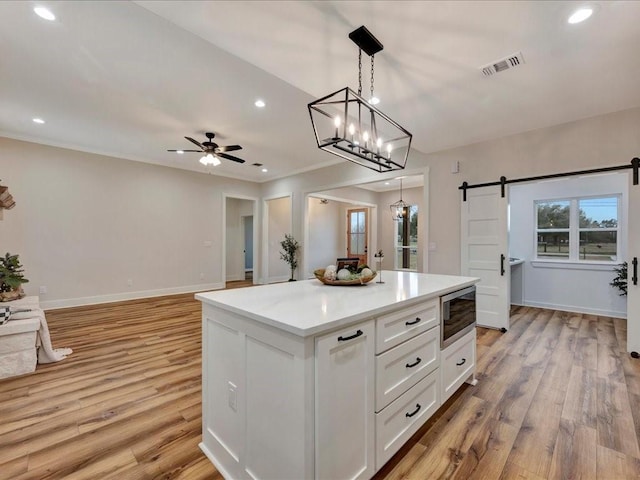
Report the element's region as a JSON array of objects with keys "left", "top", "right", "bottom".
[
  {"left": 212, "top": 155, "right": 221, "bottom": 167},
  {"left": 199, "top": 155, "right": 208, "bottom": 165}
]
